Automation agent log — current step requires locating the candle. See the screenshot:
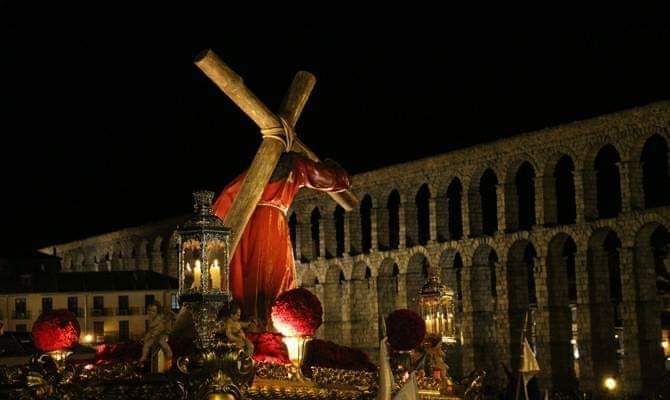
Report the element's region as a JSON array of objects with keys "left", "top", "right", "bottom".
[
  {"left": 211, "top": 259, "right": 221, "bottom": 290},
  {"left": 191, "top": 260, "right": 202, "bottom": 289},
  {"left": 185, "top": 262, "right": 192, "bottom": 287},
  {"left": 426, "top": 316, "right": 434, "bottom": 334}
]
